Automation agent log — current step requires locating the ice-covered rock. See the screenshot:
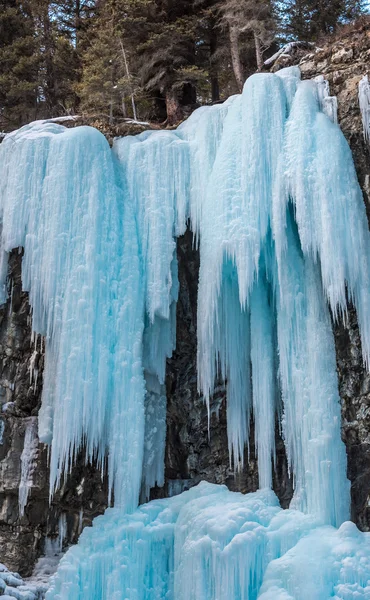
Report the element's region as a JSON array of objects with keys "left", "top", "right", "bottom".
[{"left": 0, "top": 563, "right": 46, "bottom": 600}]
